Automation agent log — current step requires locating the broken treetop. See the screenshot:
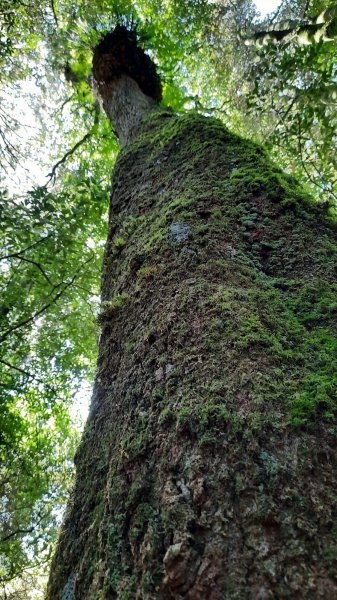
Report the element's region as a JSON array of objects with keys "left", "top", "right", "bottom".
[{"left": 92, "top": 25, "right": 162, "bottom": 102}]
